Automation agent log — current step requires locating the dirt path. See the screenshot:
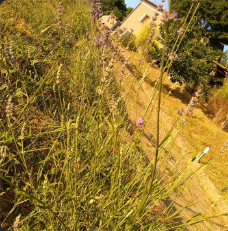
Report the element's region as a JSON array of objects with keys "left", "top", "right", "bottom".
[{"left": 115, "top": 51, "right": 228, "bottom": 230}]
